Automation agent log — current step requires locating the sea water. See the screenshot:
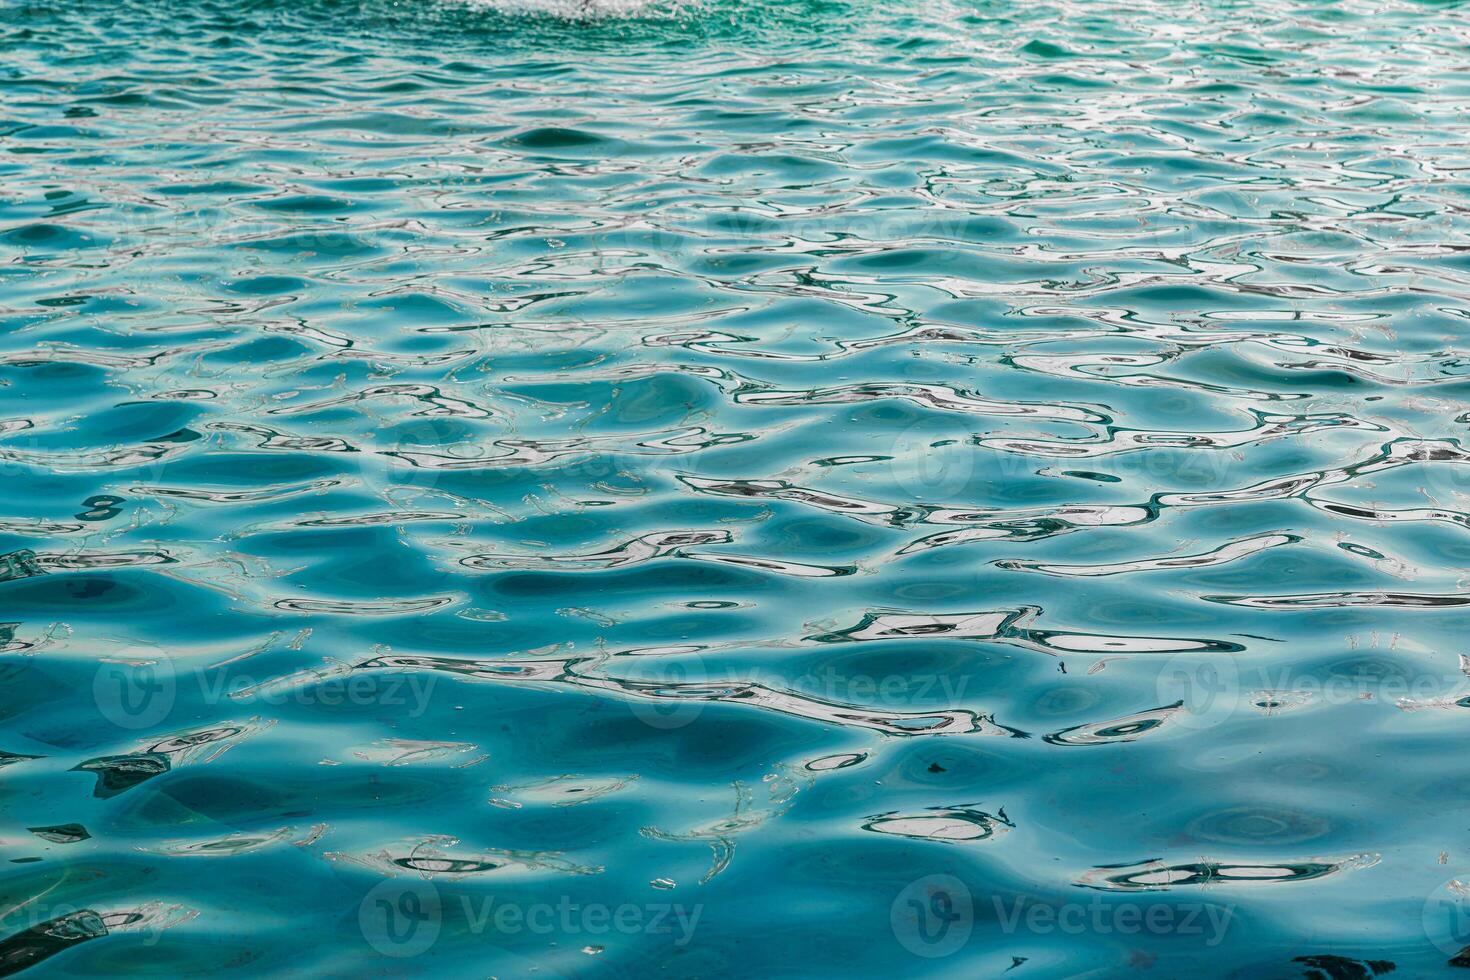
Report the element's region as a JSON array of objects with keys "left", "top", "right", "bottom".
[{"left": 3, "top": 0, "right": 1470, "bottom": 975}]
